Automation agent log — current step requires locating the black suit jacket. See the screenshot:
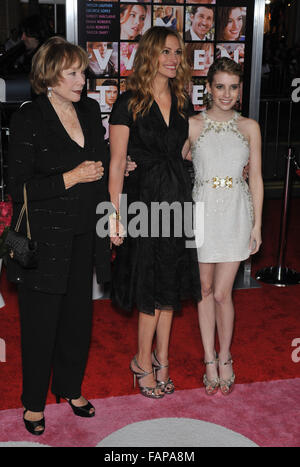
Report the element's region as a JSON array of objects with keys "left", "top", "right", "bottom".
[
  {"left": 185, "top": 30, "right": 193, "bottom": 41},
  {"left": 7, "top": 94, "right": 111, "bottom": 293}
]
